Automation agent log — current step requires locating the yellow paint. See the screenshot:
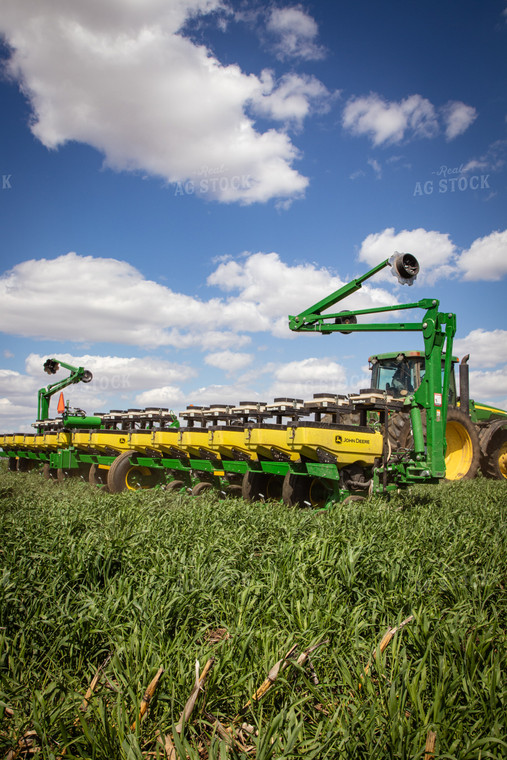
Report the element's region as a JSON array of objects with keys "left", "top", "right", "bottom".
[
  {"left": 496, "top": 441, "right": 507, "bottom": 479},
  {"left": 444, "top": 420, "right": 474, "bottom": 480},
  {"left": 245, "top": 426, "right": 301, "bottom": 462},
  {"left": 208, "top": 427, "right": 257, "bottom": 461},
  {"left": 474, "top": 404, "right": 507, "bottom": 414},
  {"left": 81, "top": 431, "right": 131, "bottom": 452},
  {"left": 128, "top": 431, "right": 154, "bottom": 453},
  {"left": 178, "top": 428, "right": 216, "bottom": 457},
  {"left": 288, "top": 425, "right": 383, "bottom": 465},
  {"left": 150, "top": 429, "right": 184, "bottom": 454}
]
